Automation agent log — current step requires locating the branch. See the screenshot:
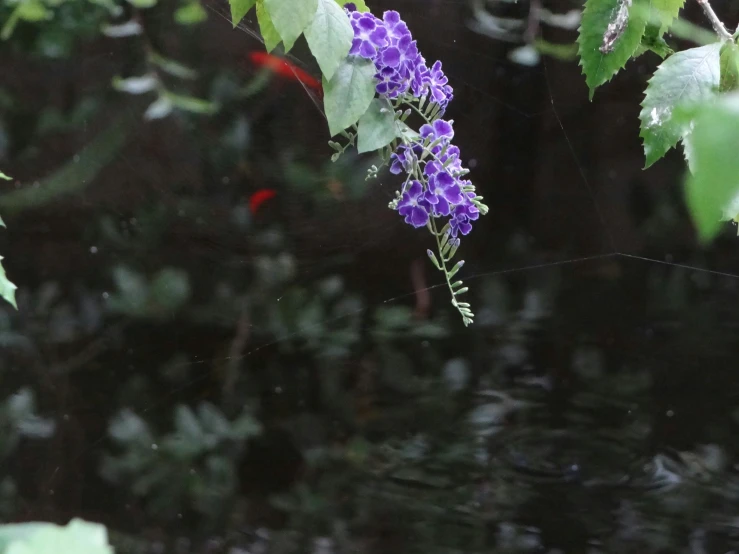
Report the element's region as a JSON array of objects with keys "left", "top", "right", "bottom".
[{"left": 695, "top": 0, "right": 732, "bottom": 41}]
